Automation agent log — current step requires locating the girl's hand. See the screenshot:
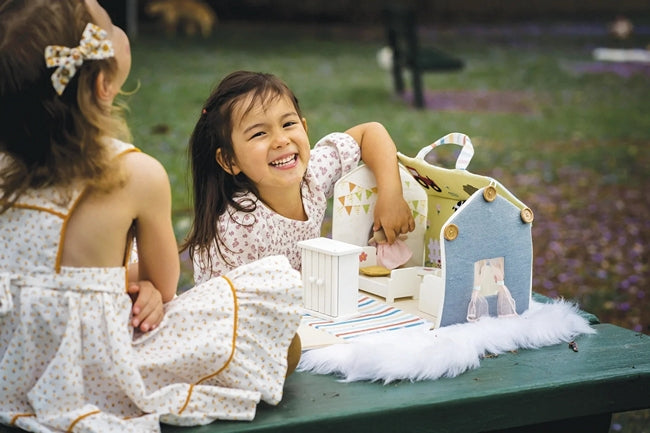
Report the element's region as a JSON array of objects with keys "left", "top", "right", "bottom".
[
  {"left": 373, "top": 191, "right": 415, "bottom": 244},
  {"left": 128, "top": 280, "right": 164, "bottom": 332}
]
